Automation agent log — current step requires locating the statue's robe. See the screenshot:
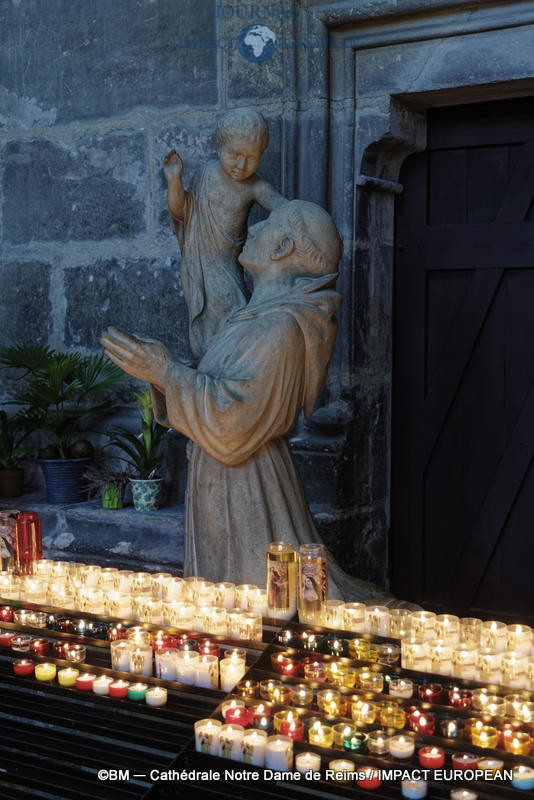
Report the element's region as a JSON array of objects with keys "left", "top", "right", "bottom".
[
  {"left": 151, "top": 273, "right": 389, "bottom": 601},
  {"left": 173, "top": 161, "right": 248, "bottom": 360}
]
